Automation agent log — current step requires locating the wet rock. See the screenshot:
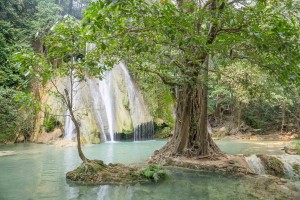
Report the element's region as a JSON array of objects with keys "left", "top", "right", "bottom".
[
  {"left": 227, "top": 160, "right": 235, "bottom": 164},
  {"left": 219, "top": 127, "right": 228, "bottom": 135},
  {"left": 280, "top": 178, "right": 288, "bottom": 183},
  {"left": 284, "top": 146, "right": 298, "bottom": 155},
  {"left": 37, "top": 128, "right": 64, "bottom": 144},
  {"left": 258, "top": 155, "right": 285, "bottom": 177},
  {"left": 15, "top": 134, "right": 25, "bottom": 143}
]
